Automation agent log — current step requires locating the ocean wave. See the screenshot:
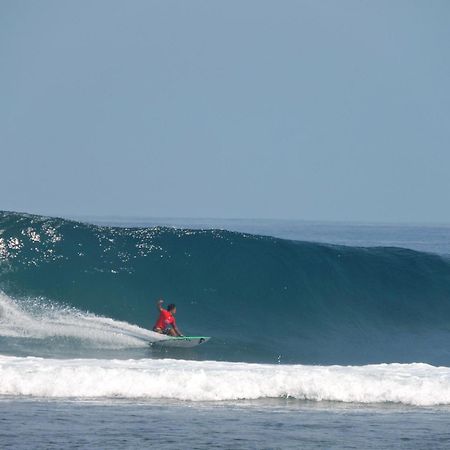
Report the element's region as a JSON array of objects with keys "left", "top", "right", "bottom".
[
  {"left": 1, "top": 211, "right": 450, "bottom": 365},
  {"left": 0, "top": 355, "right": 449, "bottom": 405}
]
